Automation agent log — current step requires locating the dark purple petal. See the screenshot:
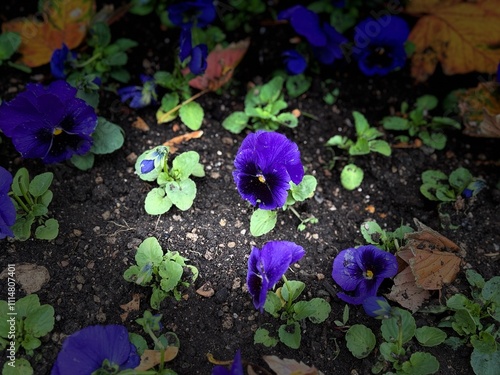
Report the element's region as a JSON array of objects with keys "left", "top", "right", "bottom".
[
  {"left": 0, "top": 167, "right": 13, "bottom": 195},
  {"left": 312, "top": 23, "right": 348, "bottom": 65},
  {"left": 282, "top": 50, "right": 307, "bottom": 75},
  {"left": 189, "top": 44, "right": 208, "bottom": 75},
  {"left": 0, "top": 169, "right": 16, "bottom": 239},
  {"left": 363, "top": 296, "right": 392, "bottom": 319},
  {"left": 212, "top": 350, "right": 244, "bottom": 375},
  {"left": 179, "top": 28, "right": 192, "bottom": 62},
  {"left": 51, "top": 325, "right": 140, "bottom": 375},
  {"left": 357, "top": 245, "right": 398, "bottom": 279},
  {"left": 332, "top": 248, "right": 363, "bottom": 292},
  {"left": 168, "top": 0, "right": 215, "bottom": 28},
  {"left": 50, "top": 44, "right": 75, "bottom": 79},
  {"left": 141, "top": 159, "right": 155, "bottom": 174},
  {"left": 278, "top": 5, "right": 326, "bottom": 47}
]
